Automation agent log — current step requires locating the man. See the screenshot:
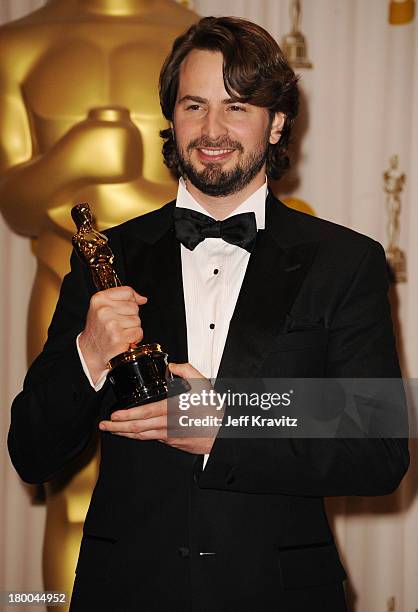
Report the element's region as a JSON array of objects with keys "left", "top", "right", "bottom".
[{"left": 8, "top": 16, "right": 409, "bottom": 612}]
